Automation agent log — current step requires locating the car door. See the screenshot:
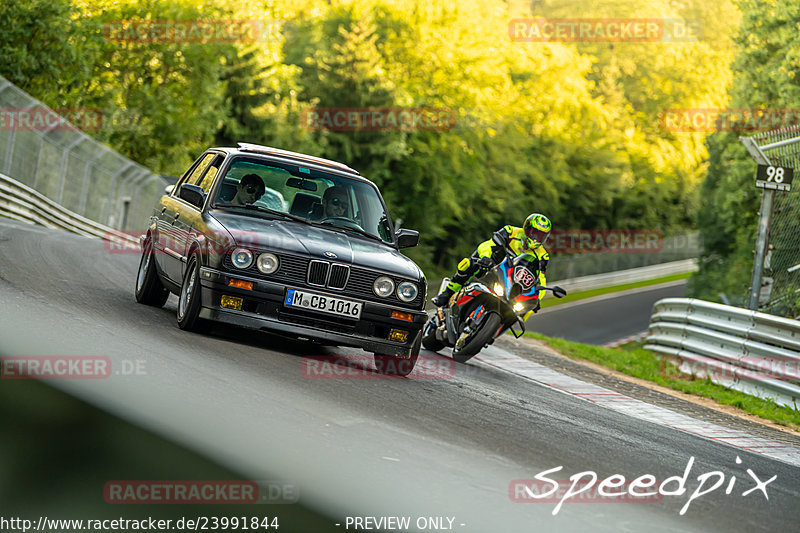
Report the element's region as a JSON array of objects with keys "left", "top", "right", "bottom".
[
  {"left": 172, "top": 154, "right": 225, "bottom": 281},
  {"left": 157, "top": 152, "right": 216, "bottom": 284}
]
